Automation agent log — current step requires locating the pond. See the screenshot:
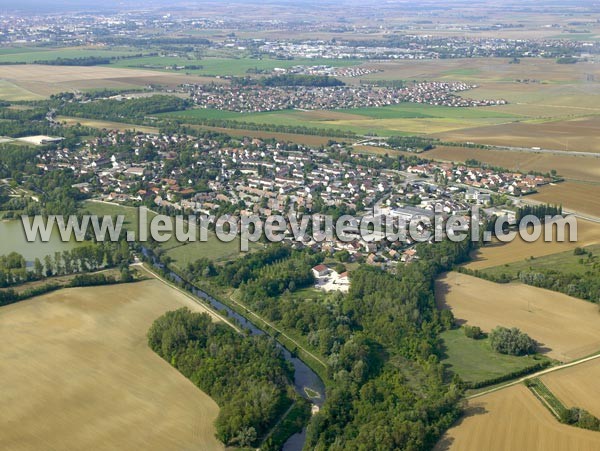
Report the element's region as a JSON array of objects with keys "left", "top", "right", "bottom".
[{"left": 0, "top": 219, "right": 82, "bottom": 264}]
